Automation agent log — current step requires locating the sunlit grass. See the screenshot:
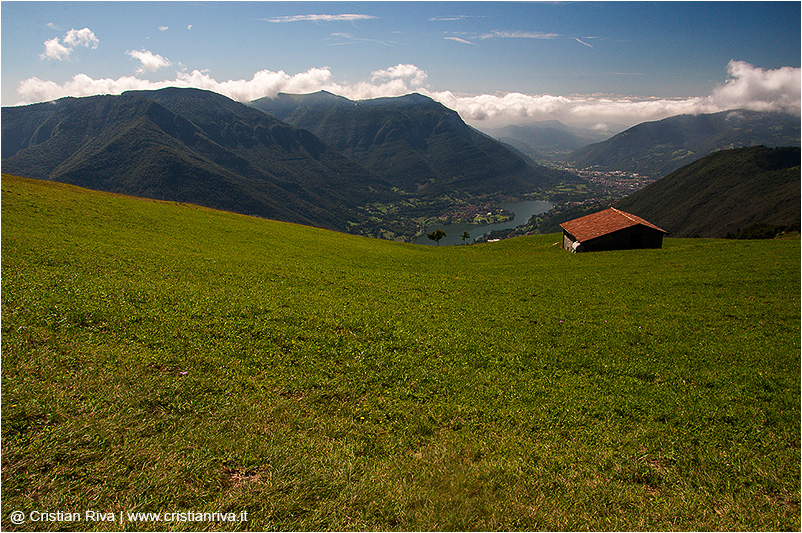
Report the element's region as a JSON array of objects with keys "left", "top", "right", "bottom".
[{"left": 2, "top": 174, "right": 799, "bottom": 530}]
